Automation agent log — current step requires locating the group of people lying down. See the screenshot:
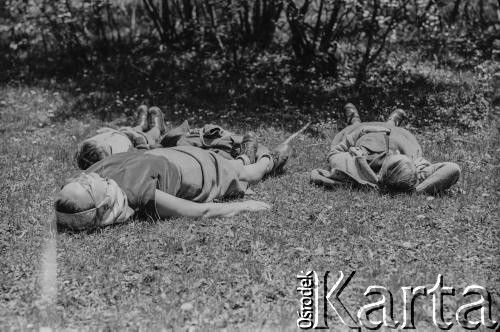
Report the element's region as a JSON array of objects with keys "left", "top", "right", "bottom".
[{"left": 55, "top": 103, "right": 460, "bottom": 230}]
